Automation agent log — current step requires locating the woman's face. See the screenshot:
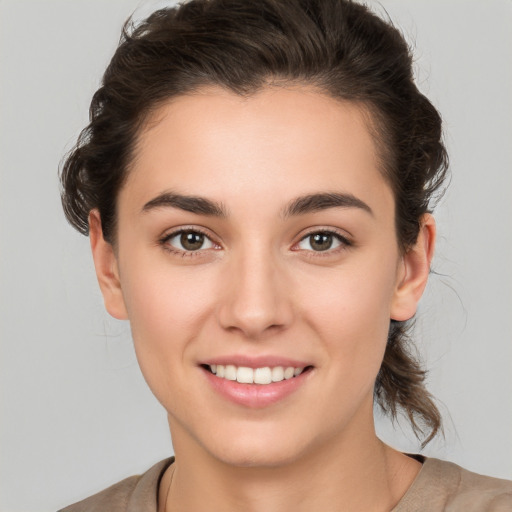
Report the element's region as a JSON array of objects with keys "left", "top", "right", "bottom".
[{"left": 92, "top": 86, "right": 428, "bottom": 467}]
